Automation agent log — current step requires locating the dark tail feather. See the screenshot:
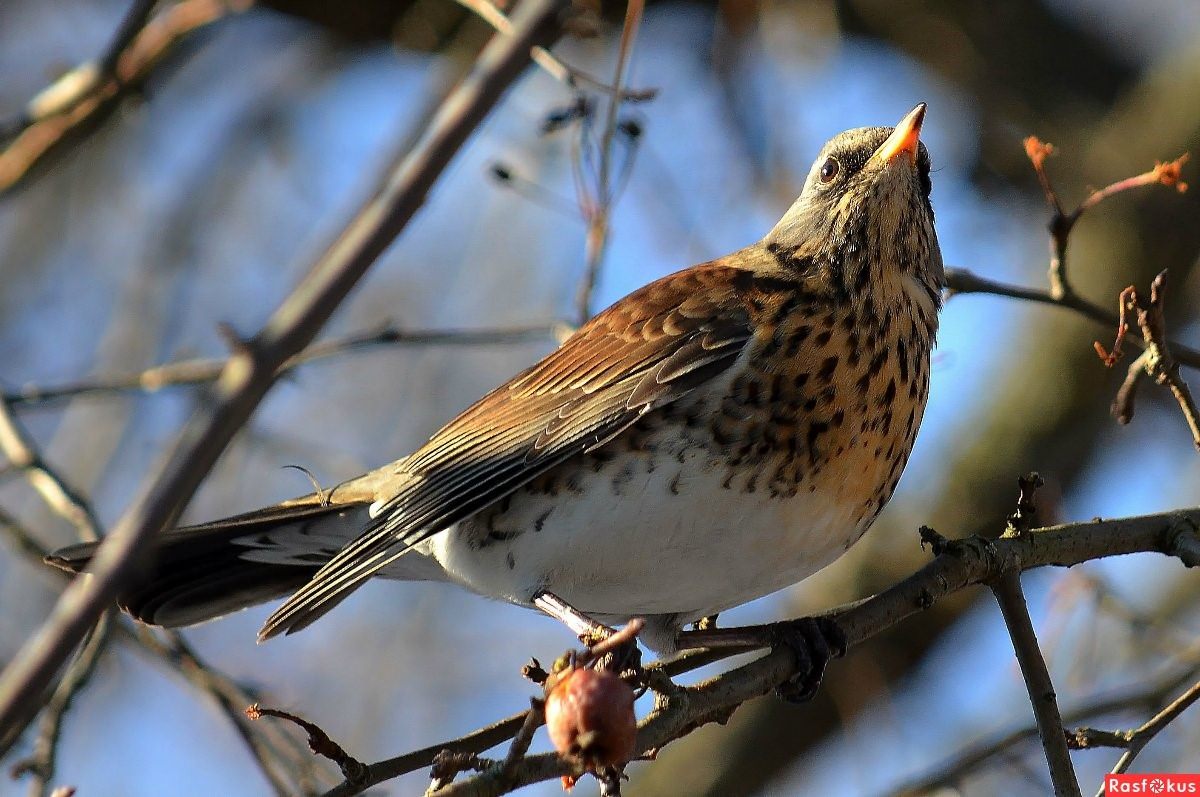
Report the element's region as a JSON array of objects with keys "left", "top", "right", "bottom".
[{"left": 46, "top": 501, "right": 368, "bottom": 628}]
